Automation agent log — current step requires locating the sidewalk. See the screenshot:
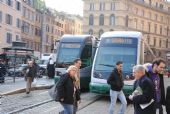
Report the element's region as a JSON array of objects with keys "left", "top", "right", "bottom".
[{"left": 0, "top": 76, "right": 54, "bottom": 95}]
